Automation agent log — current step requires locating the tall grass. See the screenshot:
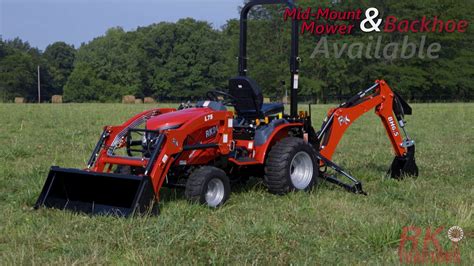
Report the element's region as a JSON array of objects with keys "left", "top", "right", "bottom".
[{"left": 0, "top": 103, "right": 472, "bottom": 264}]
